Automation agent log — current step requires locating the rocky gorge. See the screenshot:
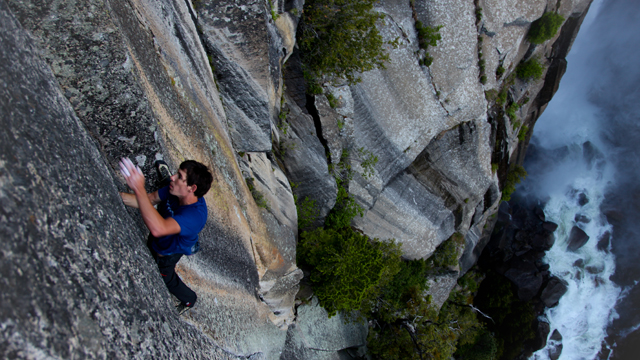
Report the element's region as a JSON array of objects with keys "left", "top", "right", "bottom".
[{"left": 0, "top": 0, "right": 593, "bottom": 358}]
